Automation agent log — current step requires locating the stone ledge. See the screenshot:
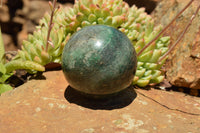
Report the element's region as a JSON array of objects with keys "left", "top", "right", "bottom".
[{"left": 0, "top": 71, "right": 200, "bottom": 133}]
